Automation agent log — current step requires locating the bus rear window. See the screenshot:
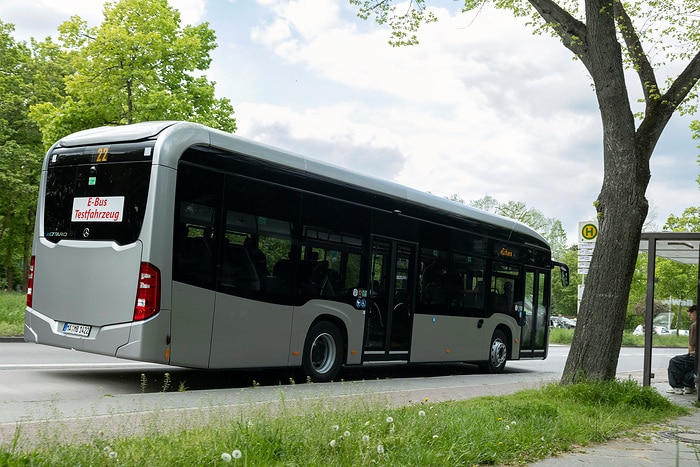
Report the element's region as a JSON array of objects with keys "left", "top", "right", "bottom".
[{"left": 43, "top": 142, "right": 153, "bottom": 245}]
